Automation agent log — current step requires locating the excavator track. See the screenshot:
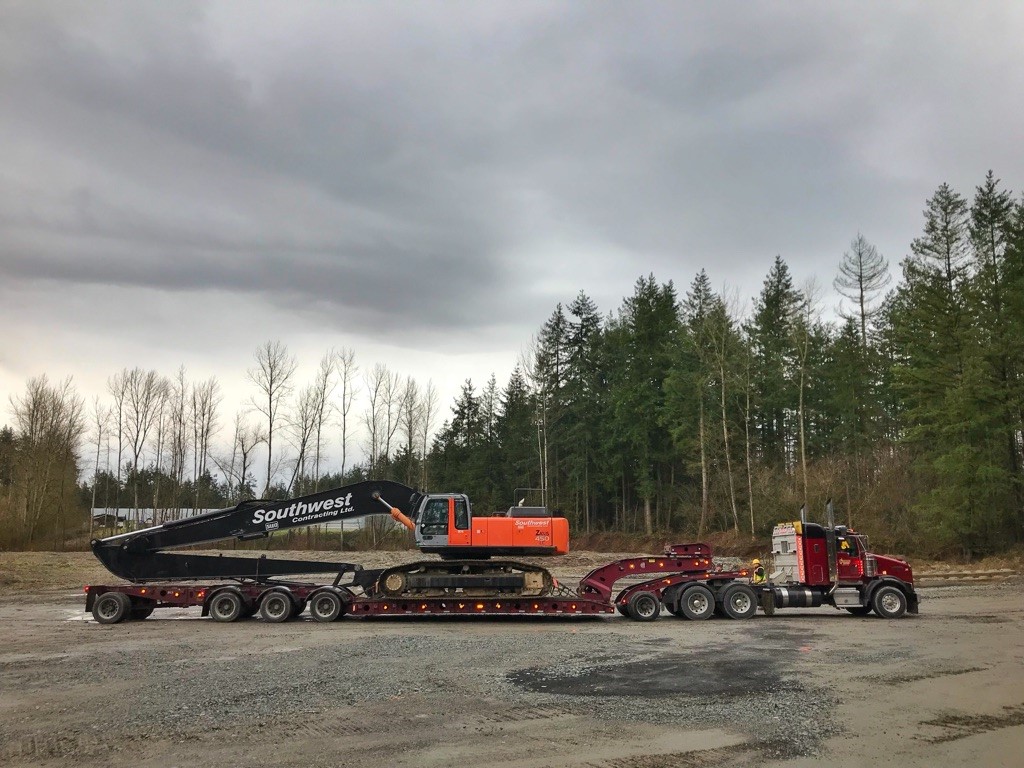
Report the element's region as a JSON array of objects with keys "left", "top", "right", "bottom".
[{"left": 365, "top": 560, "right": 555, "bottom": 599}]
